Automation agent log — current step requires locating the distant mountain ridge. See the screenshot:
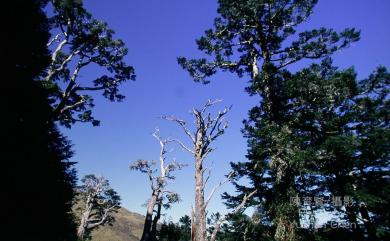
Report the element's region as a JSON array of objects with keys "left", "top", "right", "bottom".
[{"left": 90, "top": 207, "right": 144, "bottom": 241}]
